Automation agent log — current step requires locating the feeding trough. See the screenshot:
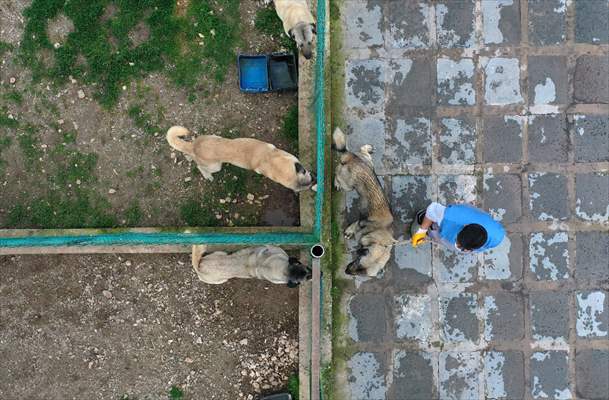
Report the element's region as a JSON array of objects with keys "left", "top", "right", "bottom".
[{"left": 238, "top": 52, "right": 298, "bottom": 93}]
